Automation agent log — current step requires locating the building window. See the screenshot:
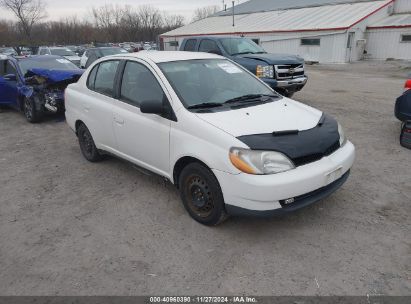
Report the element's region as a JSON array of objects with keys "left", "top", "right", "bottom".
[
  {"left": 401, "top": 35, "right": 411, "bottom": 42},
  {"left": 301, "top": 38, "right": 320, "bottom": 46},
  {"left": 251, "top": 38, "right": 260, "bottom": 45},
  {"left": 169, "top": 41, "right": 179, "bottom": 47}
]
